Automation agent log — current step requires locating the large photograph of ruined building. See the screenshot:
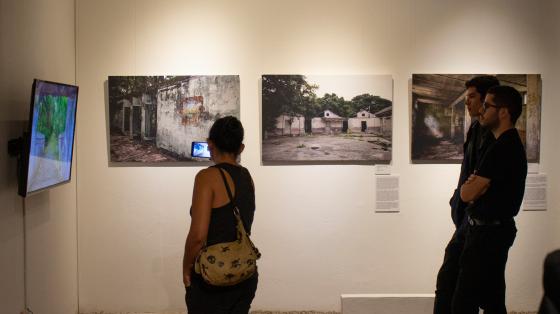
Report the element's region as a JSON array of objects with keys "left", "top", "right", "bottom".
[
  {"left": 108, "top": 76, "right": 240, "bottom": 162},
  {"left": 411, "top": 74, "right": 541, "bottom": 163},
  {"left": 261, "top": 75, "right": 393, "bottom": 163}
]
